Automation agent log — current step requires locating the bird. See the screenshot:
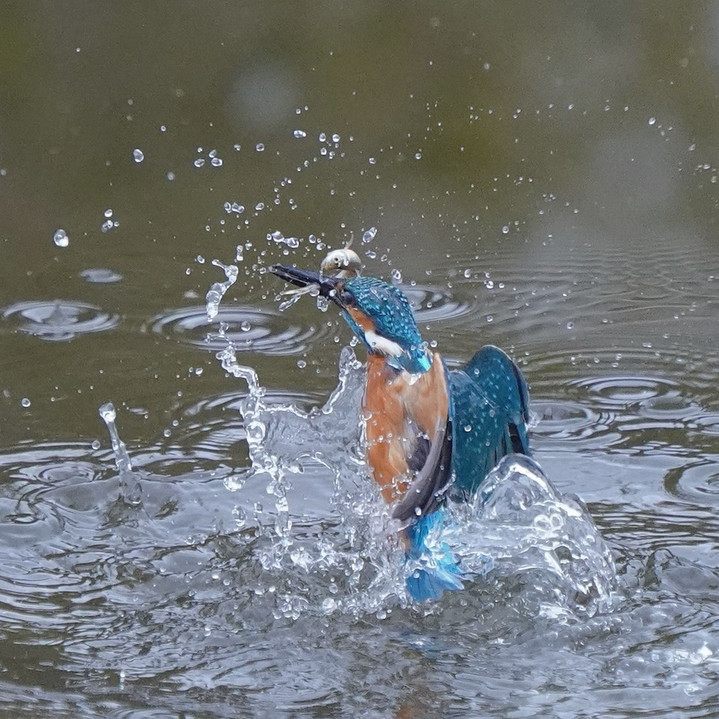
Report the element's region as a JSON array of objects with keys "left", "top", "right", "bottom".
[{"left": 269, "top": 256, "right": 531, "bottom": 601}]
